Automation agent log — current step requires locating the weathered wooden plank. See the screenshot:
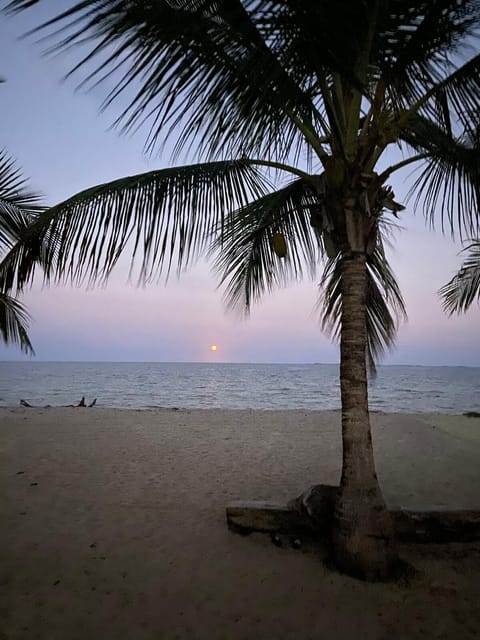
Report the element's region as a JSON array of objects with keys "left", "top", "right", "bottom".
[
  {"left": 391, "top": 509, "right": 480, "bottom": 543},
  {"left": 226, "top": 501, "right": 315, "bottom": 534},
  {"left": 227, "top": 484, "right": 480, "bottom": 543}
]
